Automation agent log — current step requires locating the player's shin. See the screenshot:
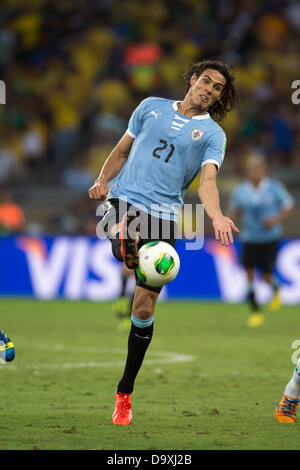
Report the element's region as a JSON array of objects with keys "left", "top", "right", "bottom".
[
  {"left": 247, "top": 282, "right": 259, "bottom": 312},
  {"left": 269, "top": 278, "right": 281, "bottom": 311},
  {"left": 270, "top": 278, "right": 279, "bottom": 292},
  {"left": 117, "top": 314, "right": 154, "bottom": 394}
]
